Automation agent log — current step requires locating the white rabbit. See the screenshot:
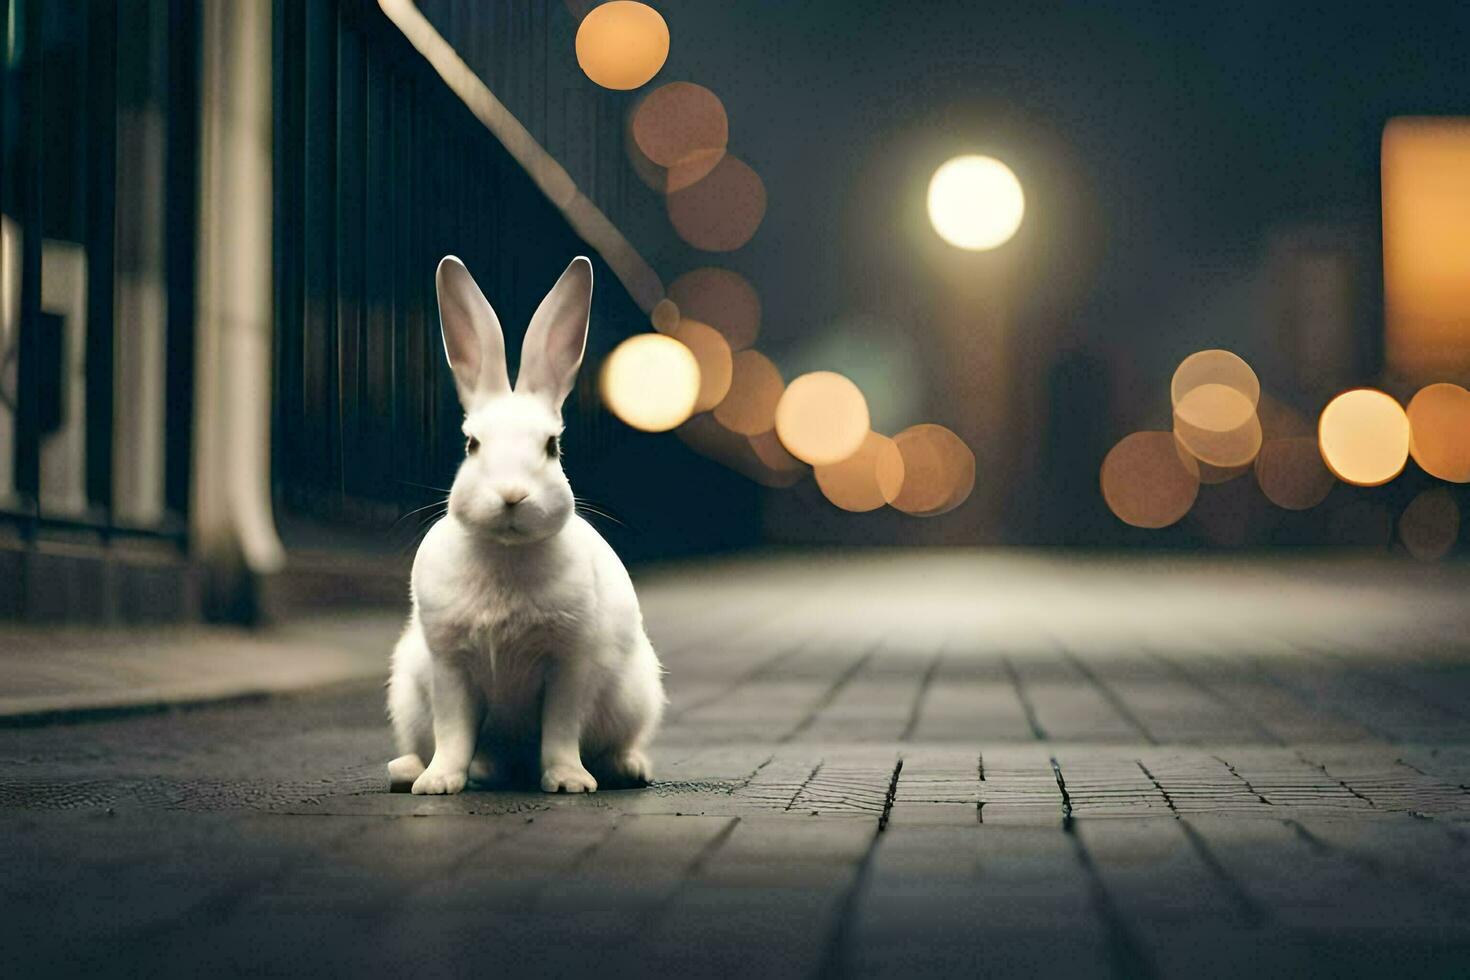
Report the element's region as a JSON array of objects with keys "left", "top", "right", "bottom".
[{"left": 385, "top": 255, "right": 665, "bottom": 795}]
